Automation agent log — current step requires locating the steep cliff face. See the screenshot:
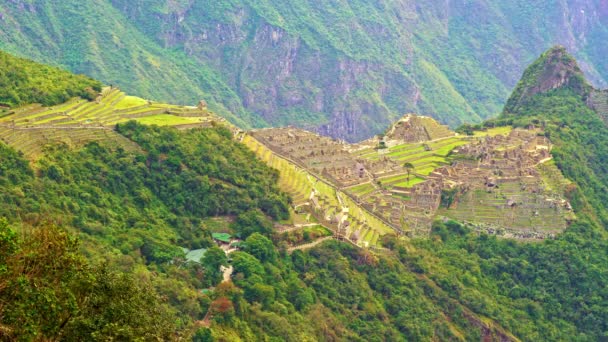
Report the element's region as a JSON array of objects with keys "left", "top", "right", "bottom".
[
  {"left": 2, "top": 1, "right": 608, "bottom": 141},
  {"left": 110, "top": 0, "right": 425, "bottom": 140}
]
